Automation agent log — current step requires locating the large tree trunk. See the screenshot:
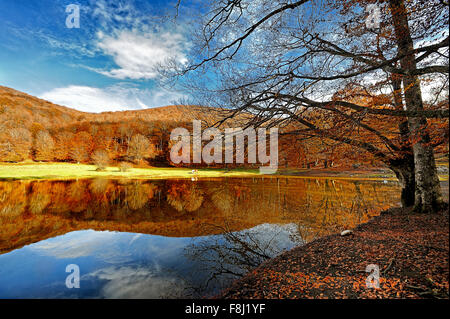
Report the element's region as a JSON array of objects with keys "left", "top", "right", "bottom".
[
  {"left": 390, "top": 155, "right": 415, "bottom": 208},
  {"left": 390, "top": 75, "right": 416, "bottom": 208},
  {"left": 389, "top": 0, "right": 443, "bottom": 212}
]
